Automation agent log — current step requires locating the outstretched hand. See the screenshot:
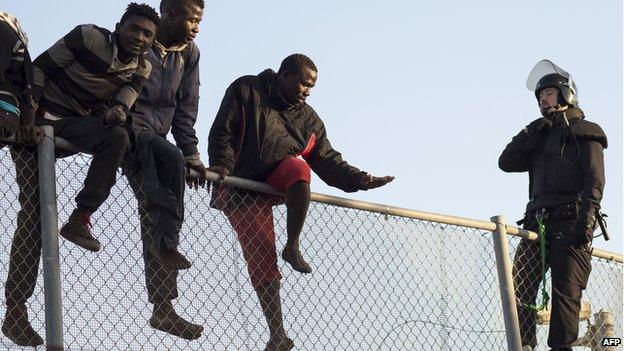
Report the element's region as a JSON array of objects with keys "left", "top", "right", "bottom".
[
  {"left": 205, "top": 166, "right": 229, "bottom": 190},
  {"left": 360, "top": 174, "right": 395, "bottom": 190}
]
